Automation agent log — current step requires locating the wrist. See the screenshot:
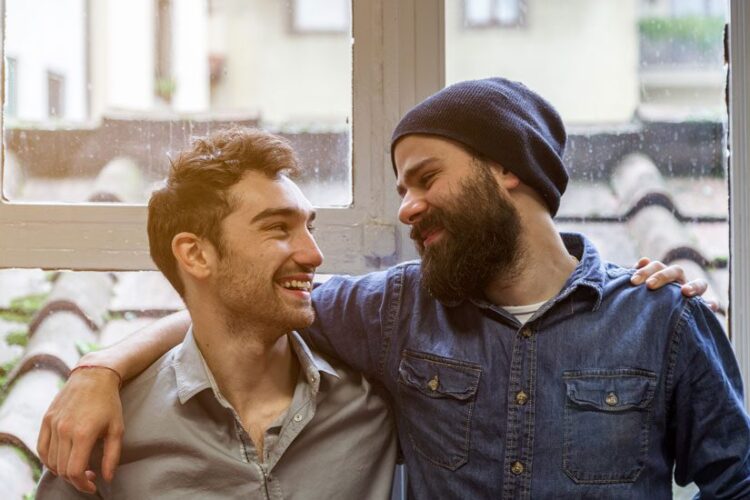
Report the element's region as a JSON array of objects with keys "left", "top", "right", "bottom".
[
  {"left": 69, "top": 364, "right": 123, "bottom": 389},
  {"left": 79, "top": 350, "right": 129, "bottom": 380}
]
